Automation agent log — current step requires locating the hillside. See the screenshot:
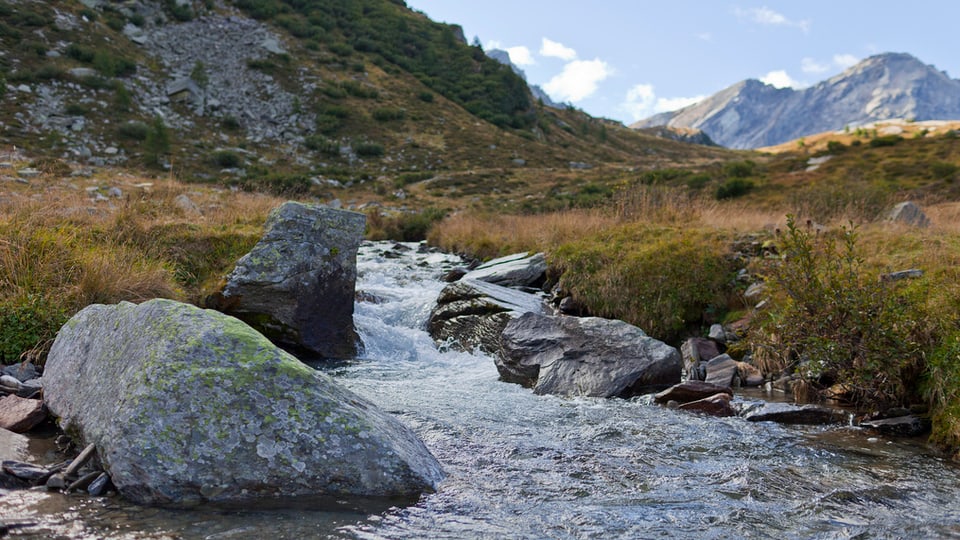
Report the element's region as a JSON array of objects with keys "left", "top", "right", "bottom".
[
  {"left": 0, "top": 0, "right": 730, "bottom": 208},
  {"left": 632, "top": 53, "right": 960, "bottom": 149}
]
